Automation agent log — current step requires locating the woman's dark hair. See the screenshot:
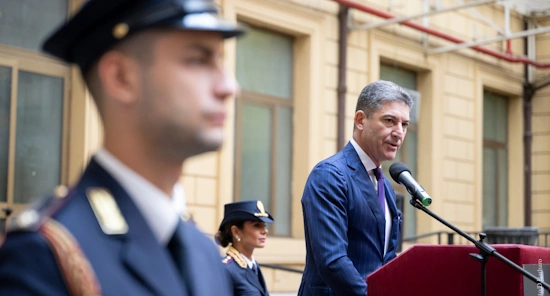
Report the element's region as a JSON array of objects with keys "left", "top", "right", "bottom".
[{"left": 215, "top": 220, "right": 246, "bottom": 247}]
